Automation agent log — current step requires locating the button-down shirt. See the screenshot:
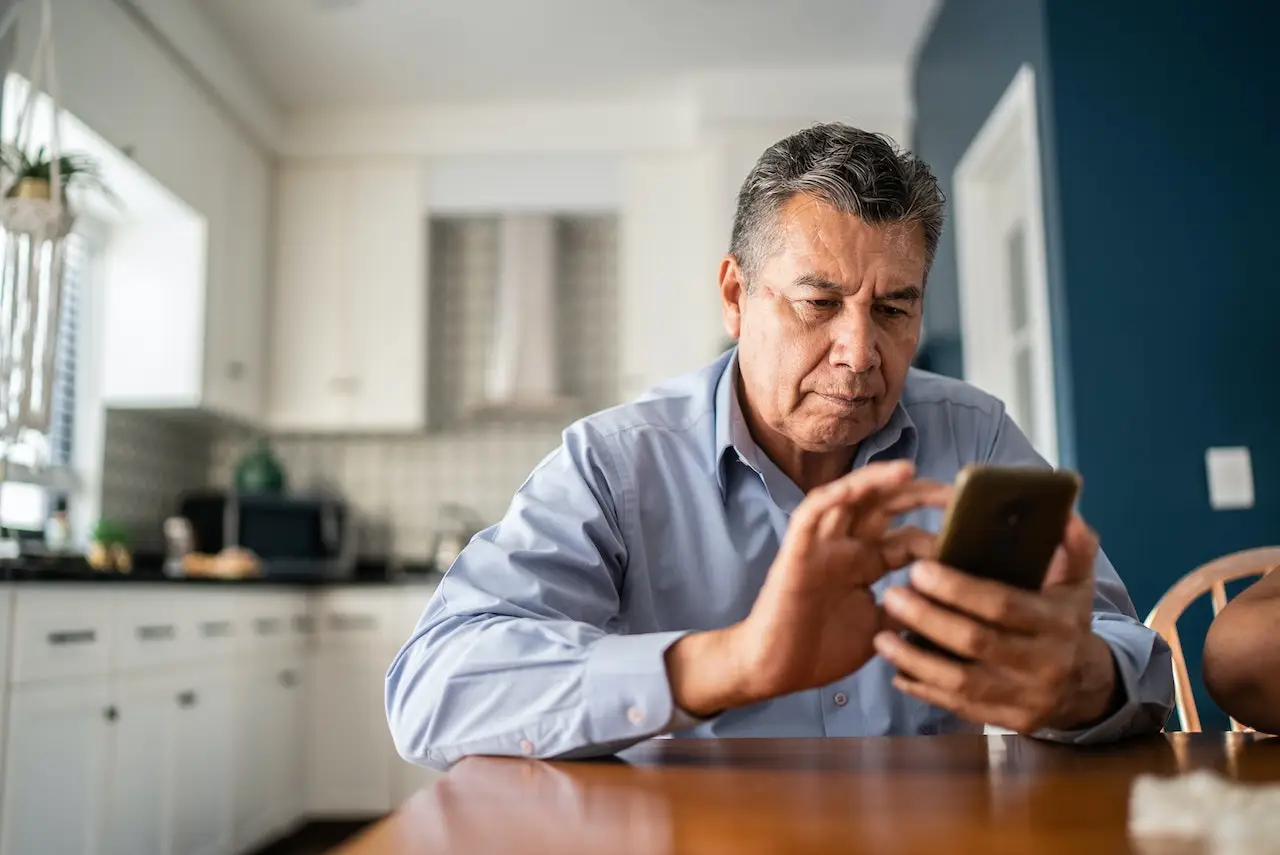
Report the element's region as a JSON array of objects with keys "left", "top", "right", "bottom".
[{"left": 386, "top": 350, "right": 1174, "bottom": 769}]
